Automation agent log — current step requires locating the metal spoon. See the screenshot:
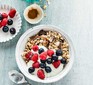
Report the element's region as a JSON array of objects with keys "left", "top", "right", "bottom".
[{"left": 8, "top": 70, "right": 31, "bottom": 85}]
